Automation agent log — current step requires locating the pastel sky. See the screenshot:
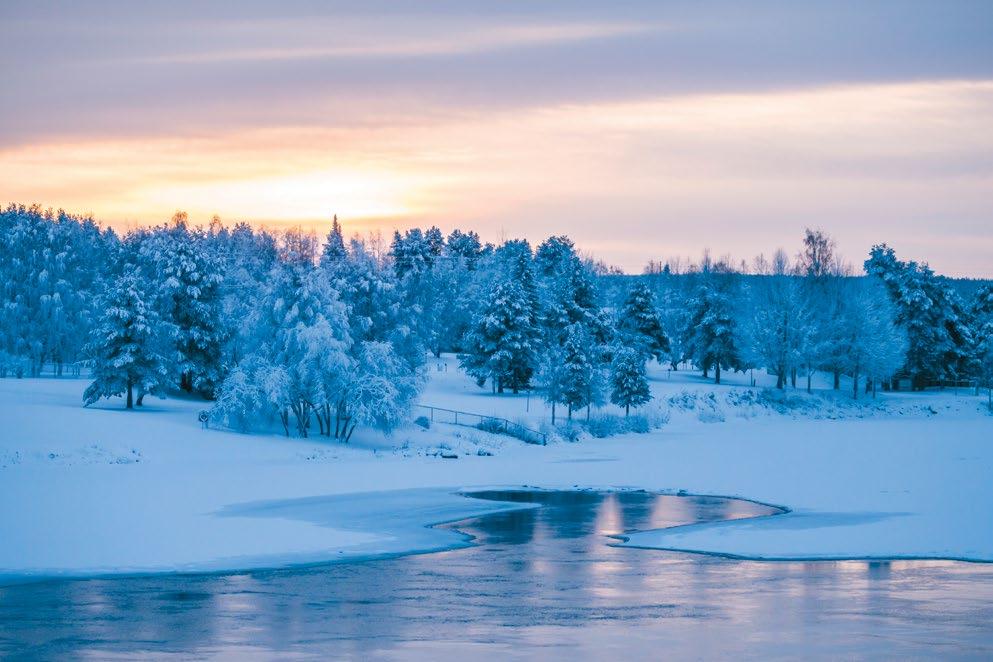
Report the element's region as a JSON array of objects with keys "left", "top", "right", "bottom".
[{"left": 2, "top": 1, "right": 992, "bottom": 275}]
